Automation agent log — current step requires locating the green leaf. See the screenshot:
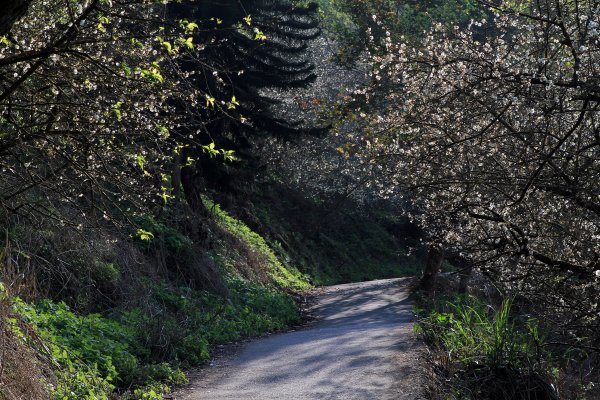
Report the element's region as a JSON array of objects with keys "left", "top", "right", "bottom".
[
  {"left": 254, "top": 30, "right": 267, "bottom": 41},
  {"left": 136, "top": 154, "right": 146, "bottom": 171},
  {"left": 227, "top": 95, "right": 240, "bottom": 109},
  {"left": 161, "top": 40, "right": 173, "bottom": 54},
  {"left": 136, "top": 229, "right": 154, "bottom": 241},
  {"left": 186, "top": 21, "right": 199, "bottom": 32},
  {"left": 111, "top": 101, "right": 123, "bottom": 121},
  {"left": 157, "top": 125, "right": 169, "bottom": 138}
]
